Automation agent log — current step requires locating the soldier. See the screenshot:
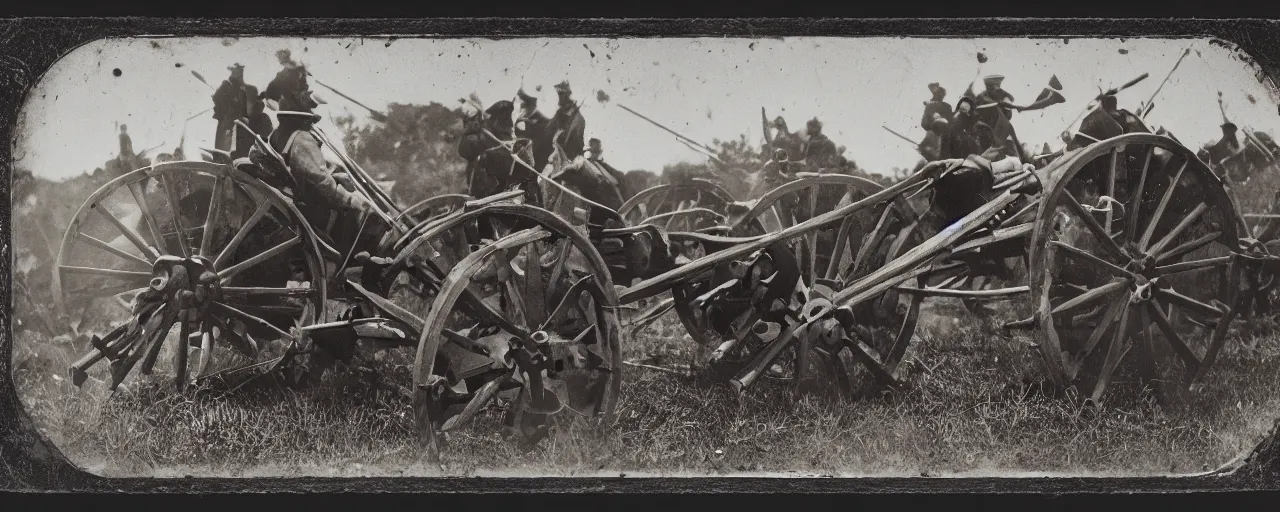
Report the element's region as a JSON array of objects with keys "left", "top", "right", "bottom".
[
  {"left": 260, "top": 62, "right": 375, "bottom": 223},
  {"left": 246, "top": 86, "right": 274, "bottom": 147},
  {"left": 586, "top": 138, "right": 629, "bottom": 192},
  {"left": 921, "top": 83, "right": 955, "bottom": 133},
  {"left": 975, "top": 75, "right": 1017, "bottom": 120},
  {"left": 458, "top": 100, "right": 521, "bottom": 199},
  {"left": 552, "top": 137, "right": 627, "bottom": 226},
  {"left": 548, "top": 81, "right": 586, "bottom": 160},
  {"left": 801, "top": 118, "right": 839, "bottom": 170},
  {"left": 118, "top": 124, "right": 133, "bottom": 158},
  {"left": 458, "top": 100, "right": 542, "bottom": 238},
  {"left": 515, "top": 87, "right": 554, "bottom": 173},
  {"left": 213, "top": 63, "right": 251, "bottom": 155},
  {"left": 941, "top": 97, "right": 995, "bottom": 160},
  {"left": 767, "top": 116, "right": 804, "bottom": 161},
  {"left": 1207, "top": 122, "right": 1248, "bottom": 182}
]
